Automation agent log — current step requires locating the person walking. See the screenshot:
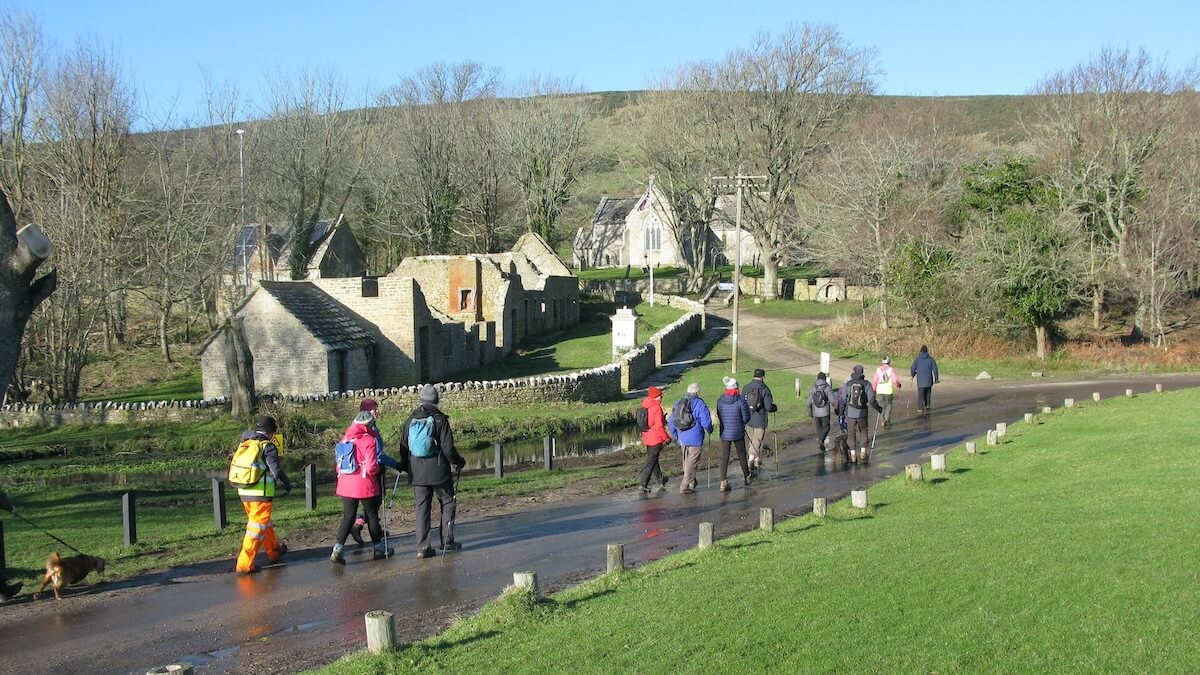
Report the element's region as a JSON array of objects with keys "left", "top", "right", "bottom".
[
  {"left": 669, "top": 383, "right": 714, "bottom": 495},
  {"left": 840, "top": 365, "right": 881, "bottom": 463},
  {"left": 357, "top": 398, "right": 405, "bottom": 496},
  {"left": 872, "top": 356, "right": 903, "bottom": 427},
  {"left": 329, "top": 410, "right": 395, "bottom": 565},
  {"left": 232, "top": 416, "right": 292, "bottom": 574},
  {"left": 742, "top": 368, "right": 779, "bottom": 474},
  {"left": 910, "top": 345, "right": 940, "bottom": 413},
  {"left": 400, "top": 384, "right": 466, "bottom": 559},
  {"left": 807, "top": 372, "right": 836, "bottom": 453},
  {"left": 0, "top": 490, "right": 21, "bottom": 599},
  {"left": 715, "top": 376, "right": 754, "bottom": 492},
  {"left": 637, "top": 386, "right": 672, "bottom": 493}
]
